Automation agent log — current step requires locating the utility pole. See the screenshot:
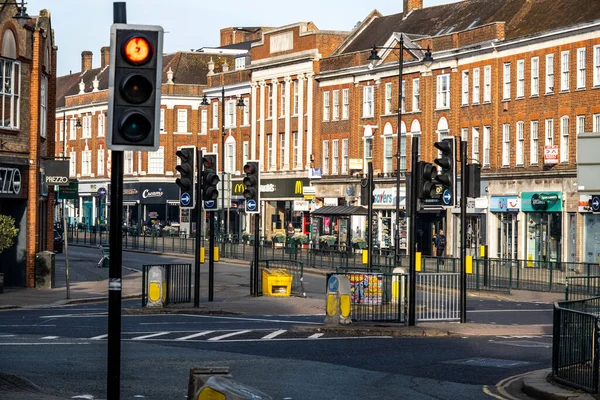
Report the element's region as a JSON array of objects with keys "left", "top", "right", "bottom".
[
  {"left": 408, "top": 136, "right": 419, "bottom": 326},
  {"left": 460, "top": 140, "right": 468, "bottom": 323}
]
